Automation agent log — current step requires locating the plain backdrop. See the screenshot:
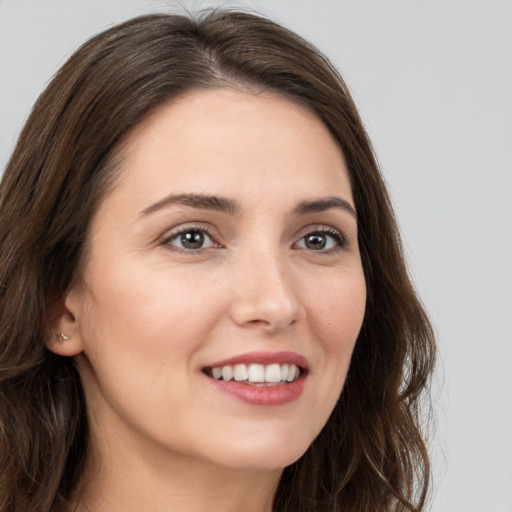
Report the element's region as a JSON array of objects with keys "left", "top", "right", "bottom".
[{"left": 1, "top": 1, "right": 511, "bottom": 511}]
